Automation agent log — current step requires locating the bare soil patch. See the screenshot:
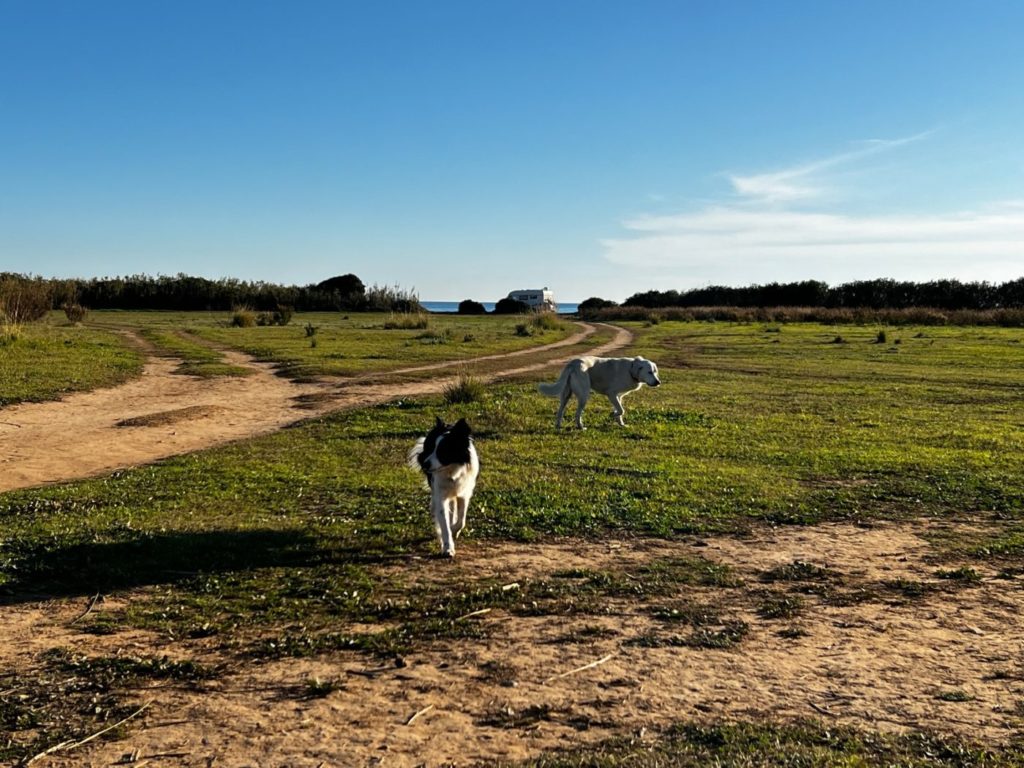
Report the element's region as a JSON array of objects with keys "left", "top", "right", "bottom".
[
  {"left": 115, "top": 405, "right": 225, "bottom": 428},
  {"left": 9, "top": 521, "right": 1023, "bottom": 766},
  {"left": 0, "top": 323, "right": 630, "bottom": 493}
]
